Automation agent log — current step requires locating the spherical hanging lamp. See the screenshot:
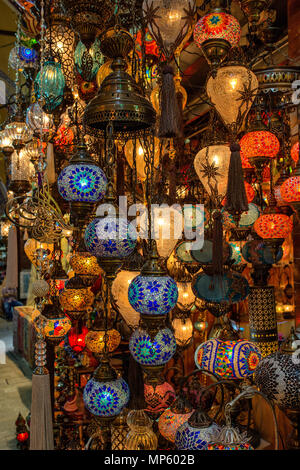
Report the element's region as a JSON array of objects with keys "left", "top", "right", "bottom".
[
  {"left": 291, "top": 142, "right": 299, "bottom": 163},
  {"left": 59, "top": 275, "right": 95, "bottom": 321},
  {"left": 84, "top": 28, "right": 156, "bottom": 137},
  {"left": 83, "top": 358, "right": 130, "bottom": 418},
  {"left": 193, "top": 9, "right": 241, "bottom": 66},
  {"left": 124, "top": 137, "right": 161, "bottom": 182},
  {"left": 281, "top": 167, "right": 300, "bottom": 210},
  {"left": 85, "top": 316, "right": 121, "bottom": 356},
  {"left": 206, "top": 65, "right": 258, "bottom": 129},
  {"left": 75, "top": 39, "right": 103, "bottom": 82},
  {"left": 175, "top": 410, "right": 220, "bottom": 450},
  {"left": 9, "top": 46, "right": 38, "bottom": 71},
  {"left": 222, "top": 203, "right": 261, "bottom": 229},
  {"left": 69, "top": 250, "right": 101, "bottom": 286},
  {"left": 242, "top": 240, "right": 283, "bottom": 265},
  {"left": 68, "top": 325, "right": 89, "bottom": 353},
  {"left": 158, "top": 395, "right": 194, "bottom": 443},
  {"left": 128, "top": 243, "right": 178, "bottom": 320},
  {"left": 42, "top": 299, "right": 72, "bottom": 345},
  {"left": 254, "top": 211, "right": 292, "bottom": 240},
  {"left": 57, "top": 141, "right": 107, "bottom": 203},
  {"left": 124, "top": 409, "right": 158, "bottom": 450},
  {"left": 5, "top": 116, "right": 33, "bottom": 145},
  {"left": 240, "top": 130, "right": 280, "bottom": 170},
  {"left": 35, "top": 58, "right": 65, "bottom": 113},
  {"left": 194, "top": 144, "right": 231, "bottom": 199}
]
